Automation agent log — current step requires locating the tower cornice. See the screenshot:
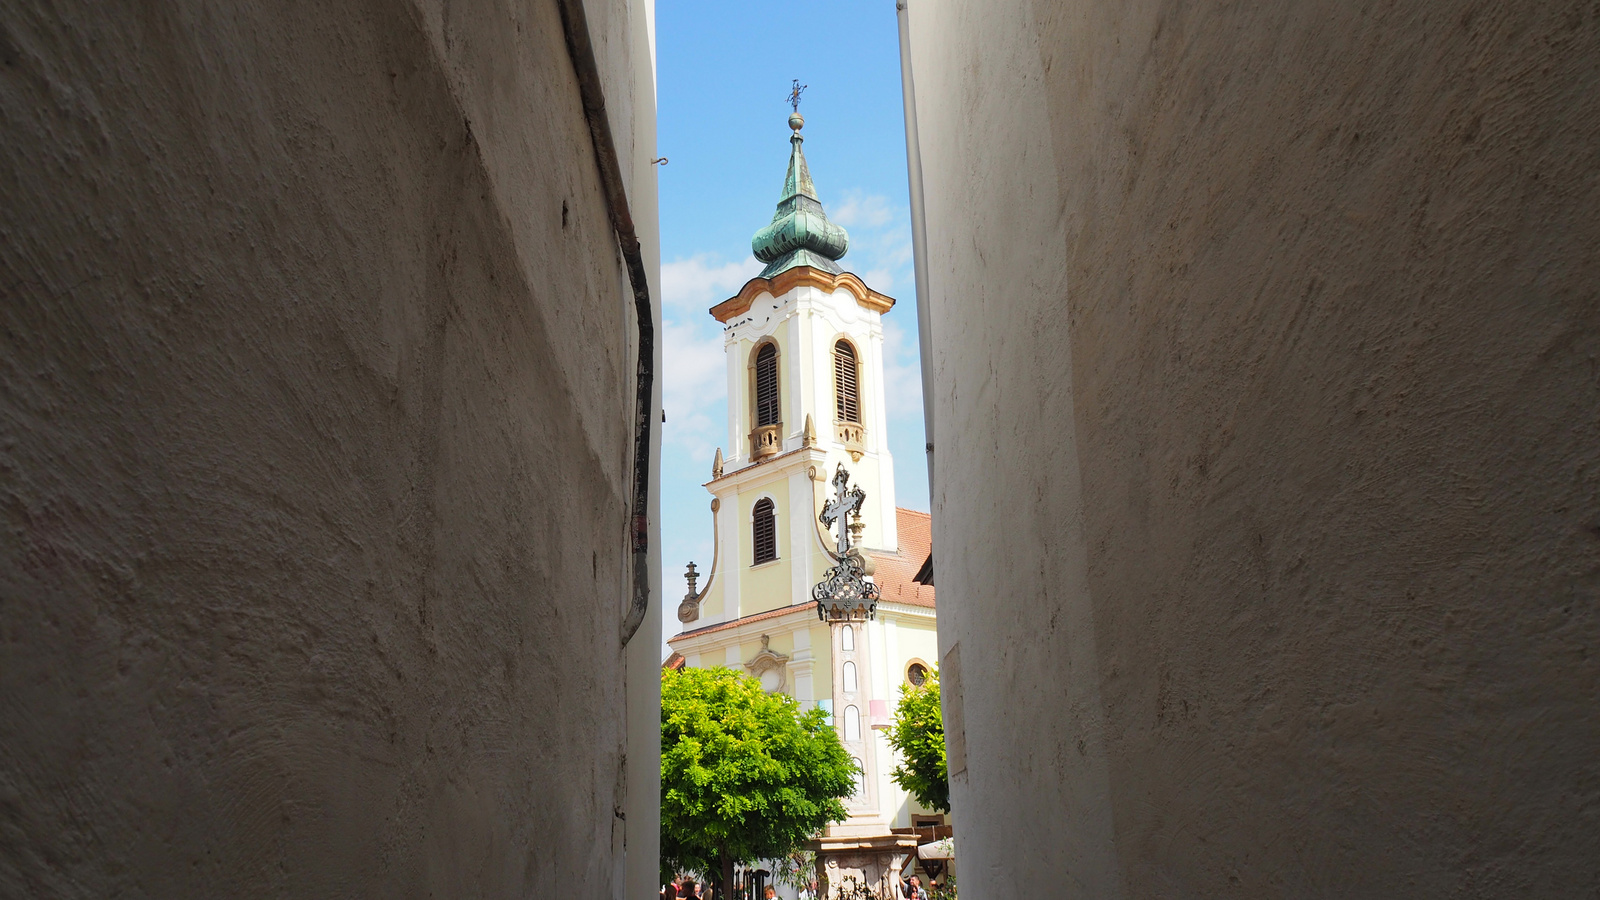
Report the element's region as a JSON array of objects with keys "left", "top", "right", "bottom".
[
  {"left": 710, "top": 265, "right": 896, "bottom": 324},
  {"left": 704, "top": 444, "right": 830, "bottom": 489}
]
